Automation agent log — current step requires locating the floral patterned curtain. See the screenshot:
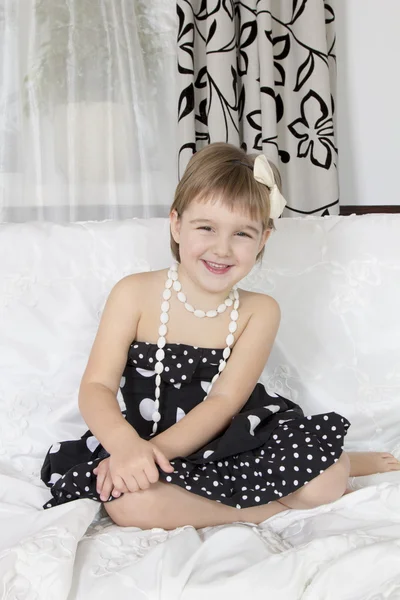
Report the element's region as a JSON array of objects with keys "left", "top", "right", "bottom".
[{"left": 177, "top": 0, "right": 338, "bottom": 216}]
